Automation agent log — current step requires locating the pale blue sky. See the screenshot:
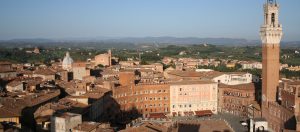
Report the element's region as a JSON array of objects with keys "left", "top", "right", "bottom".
[{"left": 0, "top": 0, "right": 299, "bottom": 41}]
